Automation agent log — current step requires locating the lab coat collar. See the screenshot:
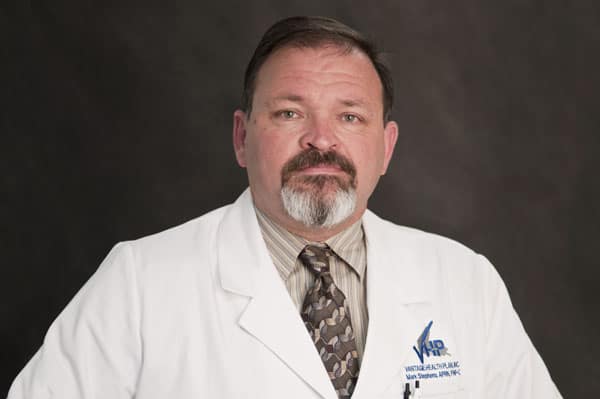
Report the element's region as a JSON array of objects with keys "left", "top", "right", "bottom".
[
  {"left": 217, "top": 189, "right": 434, "bottom": 398},
  {"left": 217, "top": 188, "right": 262, "bottom": 298},
  {"left": 351, "top": 210, "right": 432, "bottom": 398},
  {"left": 217, "top": 189, "right": 338, "bottom": 398}
]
